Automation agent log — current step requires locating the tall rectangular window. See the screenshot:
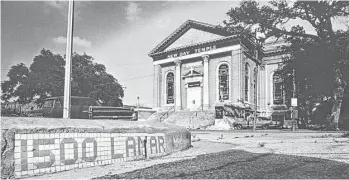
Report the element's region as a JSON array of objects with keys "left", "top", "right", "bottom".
[
  {"left": 218, "top": 64, "right": 229, "bottom": 100},
  {"left": 166, "top": 72, "right": 174, "bottom": 104},
  {"left": 273, "top": 73, "right": 283, "bottom": 104},
  {"left": 245, "top": 63, "right": 250, "bottom": 102}
]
